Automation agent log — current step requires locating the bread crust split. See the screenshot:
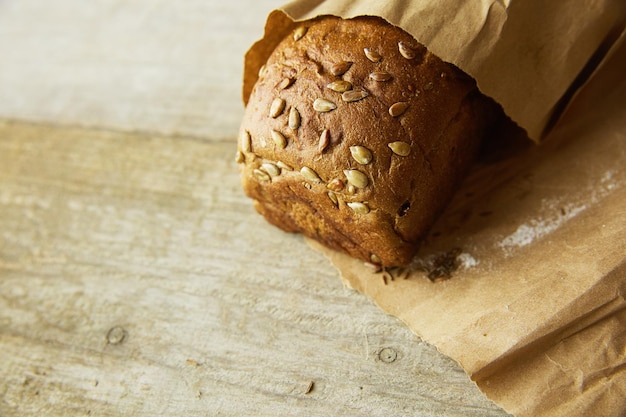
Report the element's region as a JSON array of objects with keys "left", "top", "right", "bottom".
[{"left": 238, "top": 15, "right": 497, "bottom": 267}]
